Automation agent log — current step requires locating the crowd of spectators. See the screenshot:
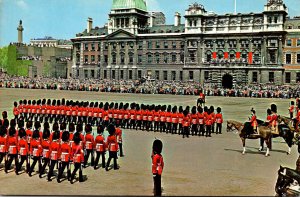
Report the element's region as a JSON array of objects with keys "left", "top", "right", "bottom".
[{"left": 0, "top": 72, "right": 299, "bottom": 99}]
